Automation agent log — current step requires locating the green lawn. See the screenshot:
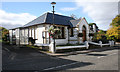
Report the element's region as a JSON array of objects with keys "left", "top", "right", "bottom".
[{"left": 26, "top": 45, "right": 39, "bottom": 49}]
